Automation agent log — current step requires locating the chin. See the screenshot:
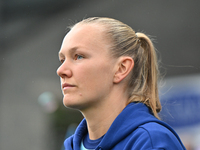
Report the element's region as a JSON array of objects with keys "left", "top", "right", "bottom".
[
  {"left": 63, "top": 101, "right": 78, "bottom": 109},
  {"left": 63, "top": 97, "right": 82, "bottom": 110},
  {"left": 62, "top": 95, "right": 95, "bottom": 111}
]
